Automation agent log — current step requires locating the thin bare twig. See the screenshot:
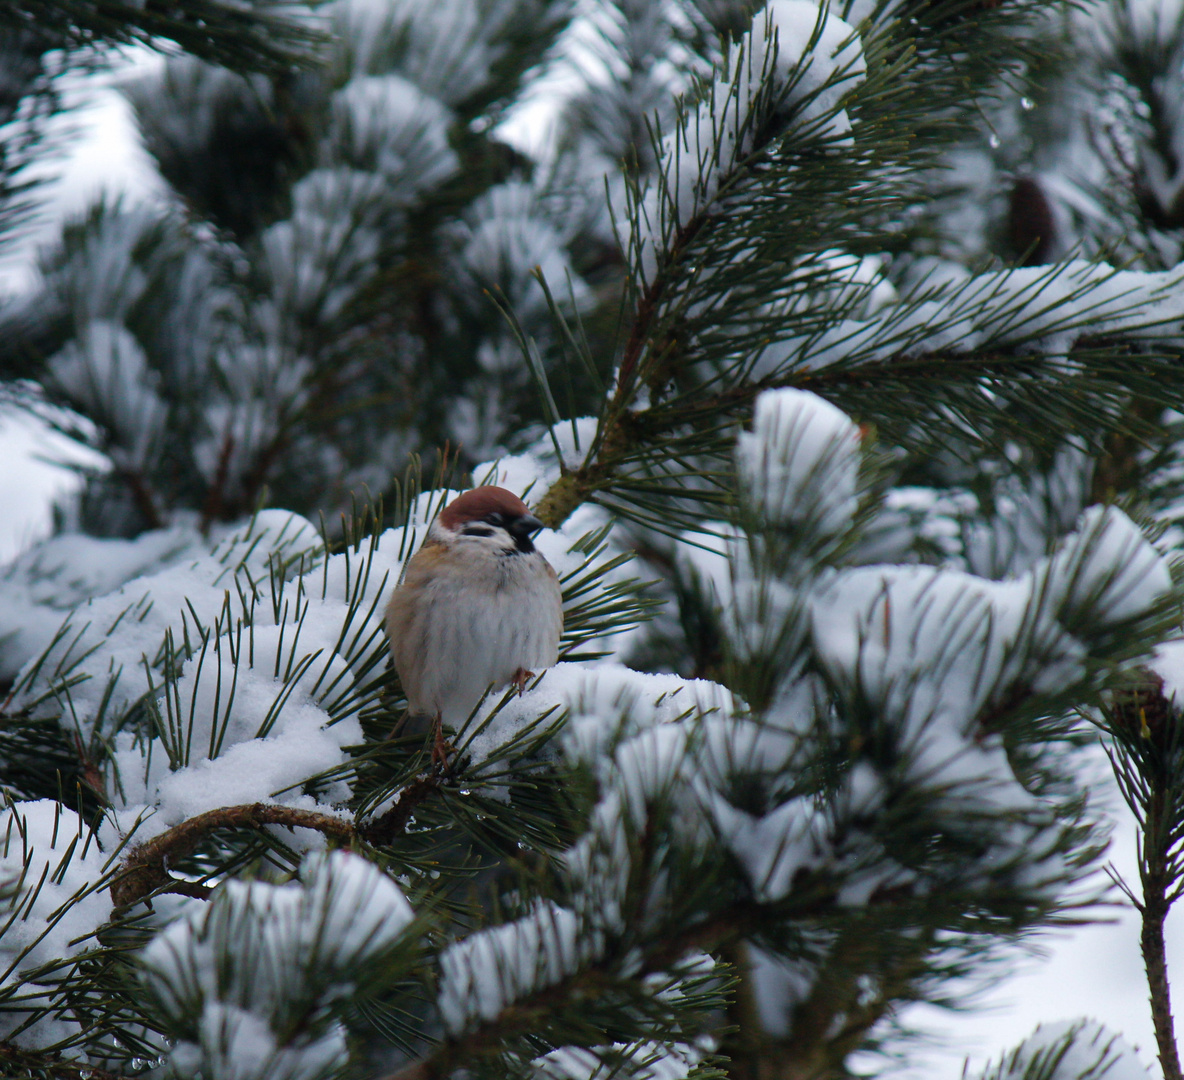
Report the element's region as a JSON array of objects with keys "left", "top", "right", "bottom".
[
  {"left": 110, "top": 803, "right": 354, "bottom": 908},
  {"left": 111, "top": 778, "right": 443, "bottom": 908}
]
